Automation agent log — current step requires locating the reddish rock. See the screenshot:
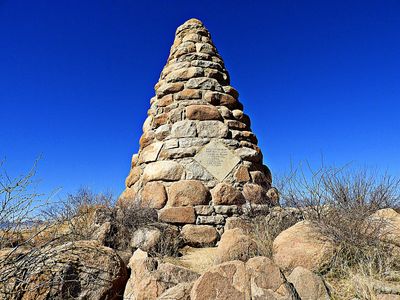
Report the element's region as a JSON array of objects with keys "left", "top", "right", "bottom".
[
  {"left": 167, "top": 180, "right": 210, "bottom": 206},
  {"left": 211, "top": 183, "right": 245, "bottom": 205},
  {"left": 141, "top": 182, "right": 167, "bottom": 209},
  {"left": 242, "top": 183, "right": 268, "bottom": 204},
  {"left": 234, "top": 165, "right": 251, "bottom": 183},
  {"left": 175, "top": 88, "right": 202, "bottom": 100},
  {"left": 158, "top": 207, "right": 196, "bottom": 224},
  {"left": 186, "top": 105, "right": 222, "bottom": 121},
  {"left": 181, "top": 225, "right": 218, "bottom": 246}
]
